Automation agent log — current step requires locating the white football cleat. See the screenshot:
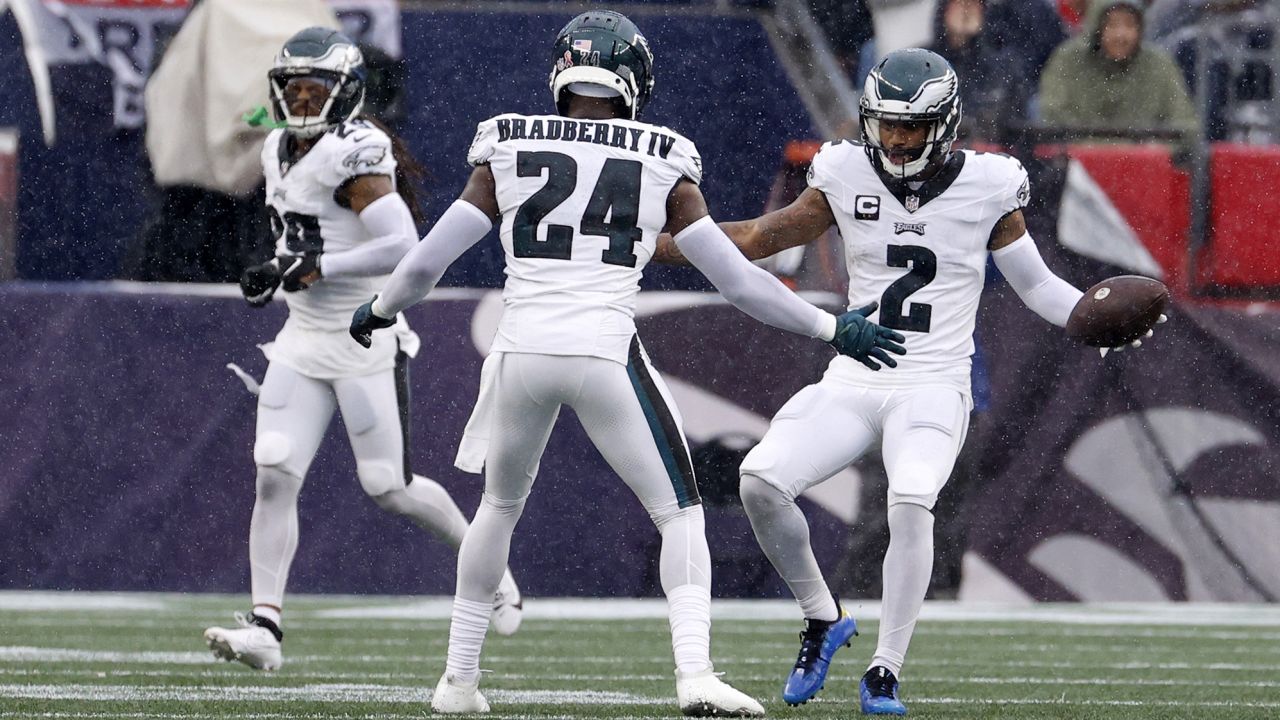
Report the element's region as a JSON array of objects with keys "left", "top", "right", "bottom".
[
  {"left": 490, "top": 570, "right": 523, "bottom": 637},
  {"left": 430, "top": 673, "right": 490, "bottom": 714},
  {"left": 675, "top": 668, "right": 766, "bottom": 717},
  {"left": 203, "top": 612, "right": 283, "bottom": 671}
]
